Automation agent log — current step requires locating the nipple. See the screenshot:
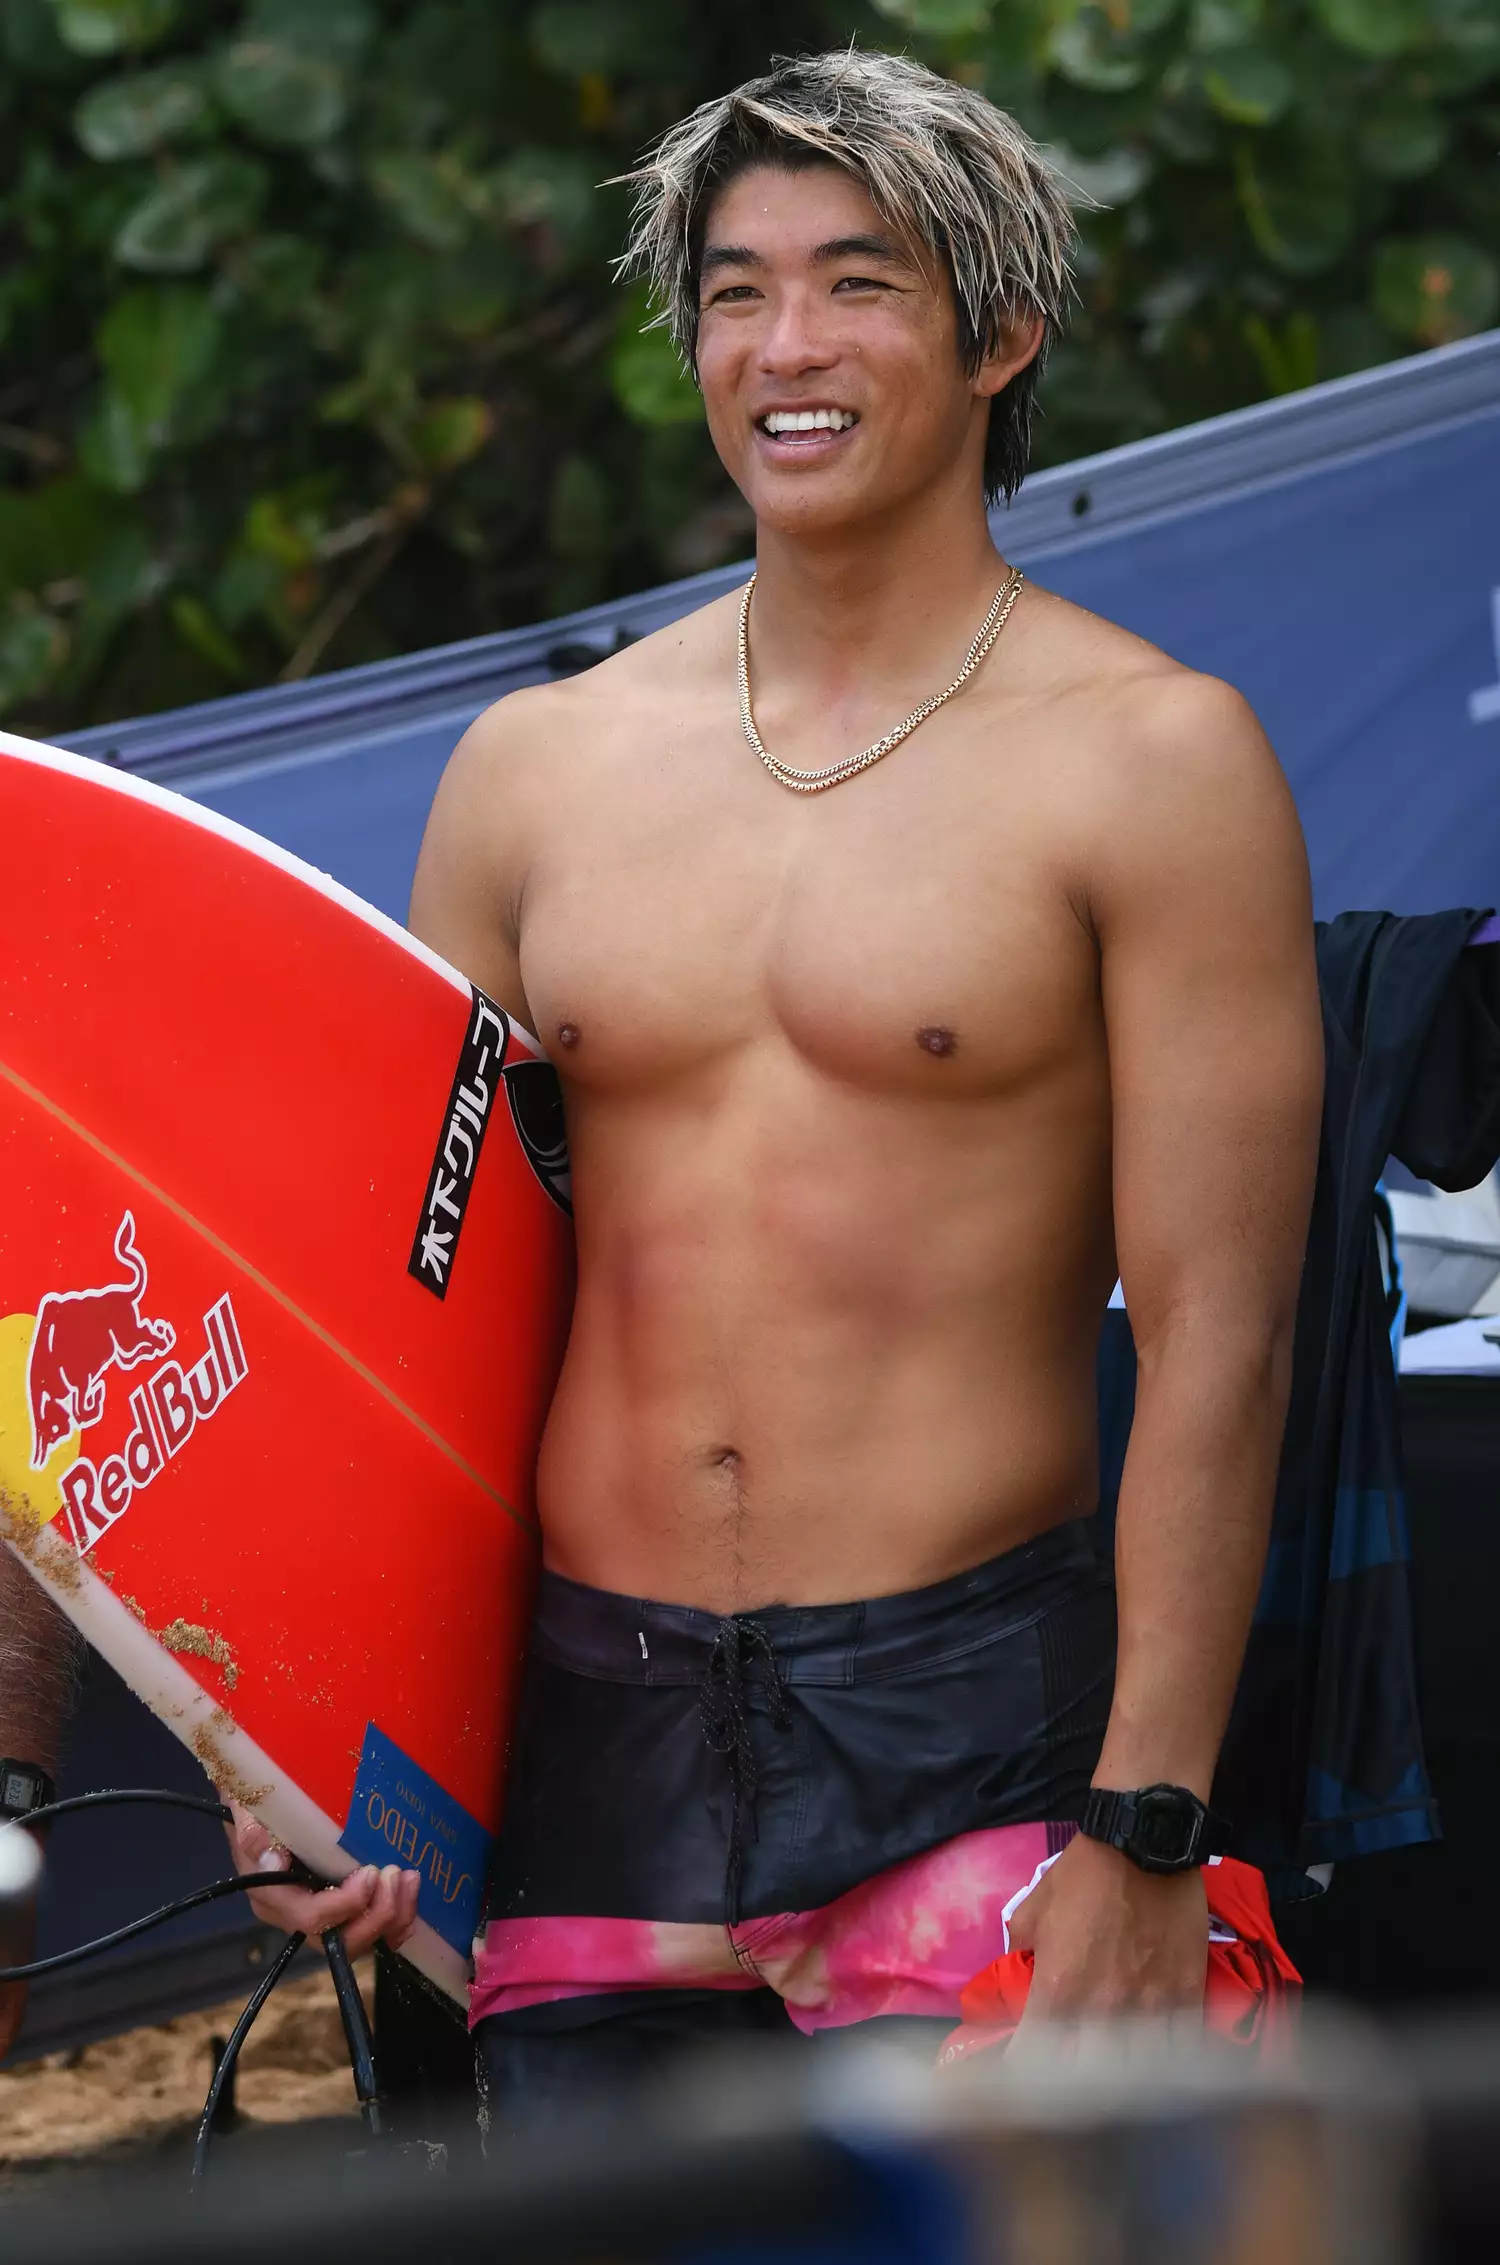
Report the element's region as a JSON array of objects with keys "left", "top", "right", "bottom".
[
  {"left": 916, "top": 1025, "right": 958, "bottom": 1058},
  {"left": 557, "top": 1022, "right": 580, "bottom": 1050}
]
